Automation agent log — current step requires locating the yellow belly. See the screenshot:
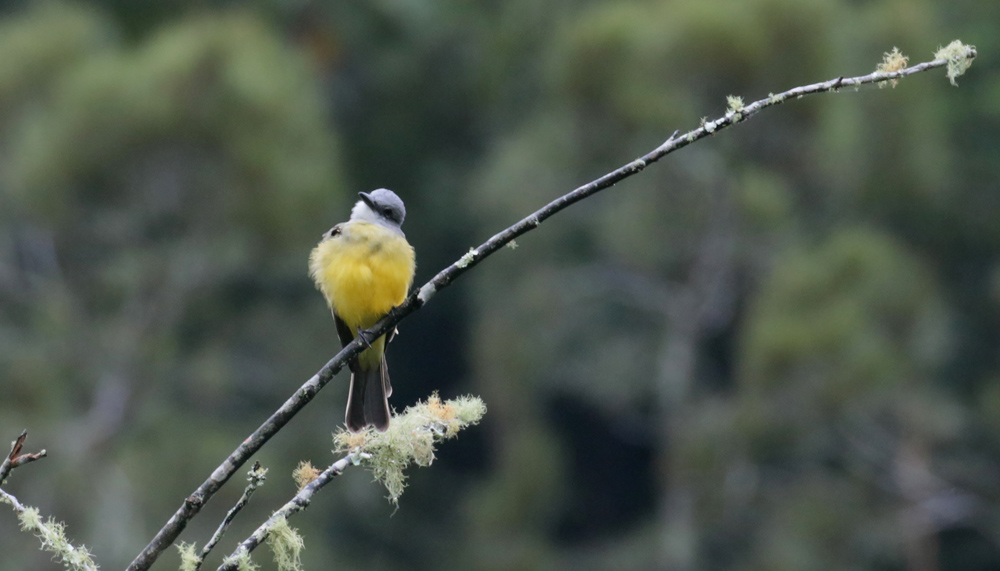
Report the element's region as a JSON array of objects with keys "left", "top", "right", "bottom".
[{"left": 309, "top": 221, "right": 416, "bottom": 332}]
